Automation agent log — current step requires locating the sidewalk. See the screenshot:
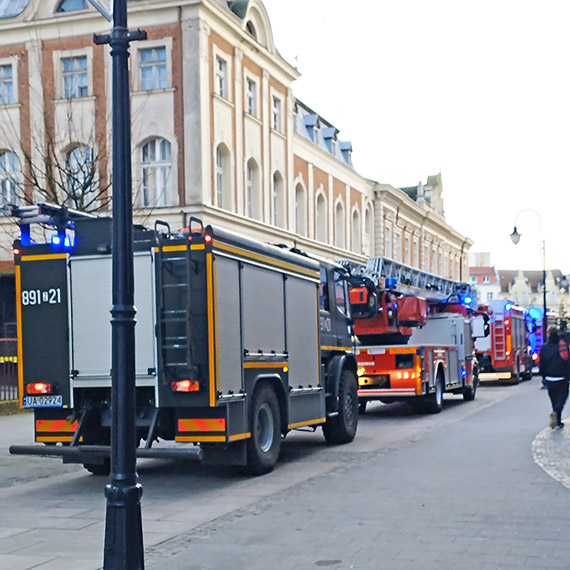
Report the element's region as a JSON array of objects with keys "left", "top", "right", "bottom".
[{"left": 146, "top": 380, "right": 570, "bottom": 570}]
